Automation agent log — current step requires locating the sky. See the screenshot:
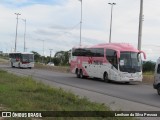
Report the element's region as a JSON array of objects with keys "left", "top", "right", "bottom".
[{"left": 0, "top": 0, "right": 160, "bottom": 61}]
